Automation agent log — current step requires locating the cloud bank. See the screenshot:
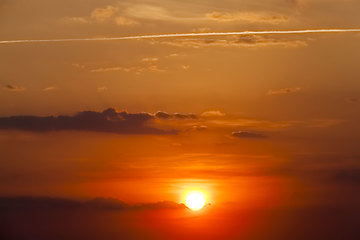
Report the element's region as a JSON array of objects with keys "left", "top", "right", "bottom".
[
  {"left": 0, "top": 196, "right": 187, "bottom": 211},
  {"left": 0, "top": 108, "right": 176, "bottom": 135}
]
